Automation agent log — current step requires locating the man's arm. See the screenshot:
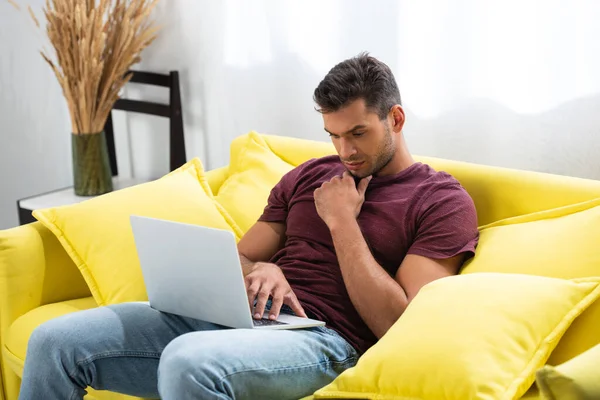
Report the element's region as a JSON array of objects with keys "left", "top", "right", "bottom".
[
  {"left": 236, "top": 220, "right": 307, "bottom": 319},
  {"left": 237, "top": 221, "right": 286, "bottom": 276},
  {"left": 330, "top": 217, "right": 464, "bottom": 338},
  {"left": 314, "top": 171, "right": 474, "bottom": 339}
]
